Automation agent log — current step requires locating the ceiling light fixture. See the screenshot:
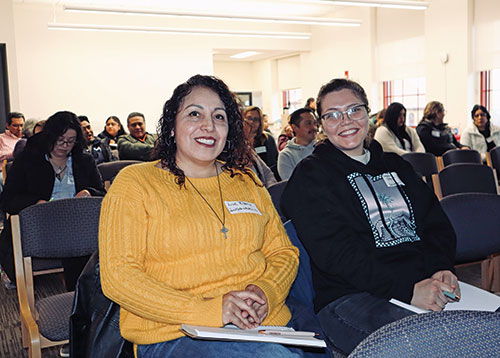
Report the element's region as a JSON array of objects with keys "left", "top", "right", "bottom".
[
  {"left": 47, "top": 23, "right": 312, "bottom": 39},
  {"left": 294, "top": 0, "right": 428, "bottom": 10},
  {"left": 230, "top": 51, "right": 260, "bottom": 59},
  {"left": 63, "top": 5, "right": 362, "bottom": 27}
]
